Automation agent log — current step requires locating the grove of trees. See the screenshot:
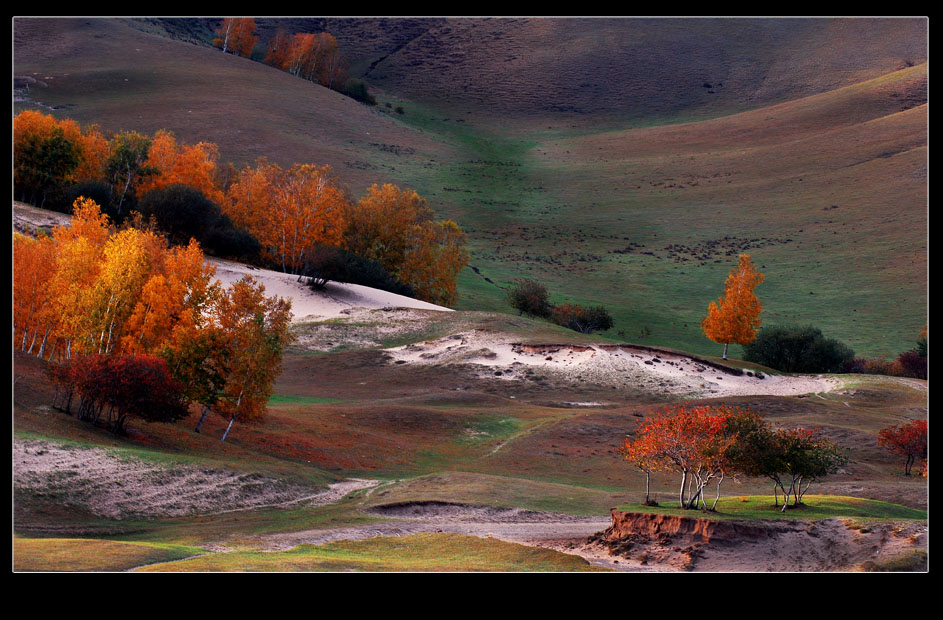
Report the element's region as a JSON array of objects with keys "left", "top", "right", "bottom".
[
  {"left": 15, "top": 197, "right": 295, "bottom": 439},
  {"left": 621, "top": 404, "right": 848, "bottom": 512},
  {"left": 213, "top": 18, "right": 376, "bottom": 105},
  {"left": 14, "top": 110, "right": 469, "bottom": 308}
]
